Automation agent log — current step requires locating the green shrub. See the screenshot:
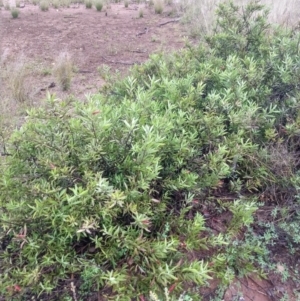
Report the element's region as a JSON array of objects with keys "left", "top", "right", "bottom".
[
  {"left": 0, "top": 87, "right": 219, "bottom": 298},
  {"left": 94, "top": 0, "right": 103, "bottom": 11},
  {"left": 1, "top": 2, "right": 300, "bottom": 300},
  {"left": 11, "top": 7, "right": 19, "bottom": 18}
]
